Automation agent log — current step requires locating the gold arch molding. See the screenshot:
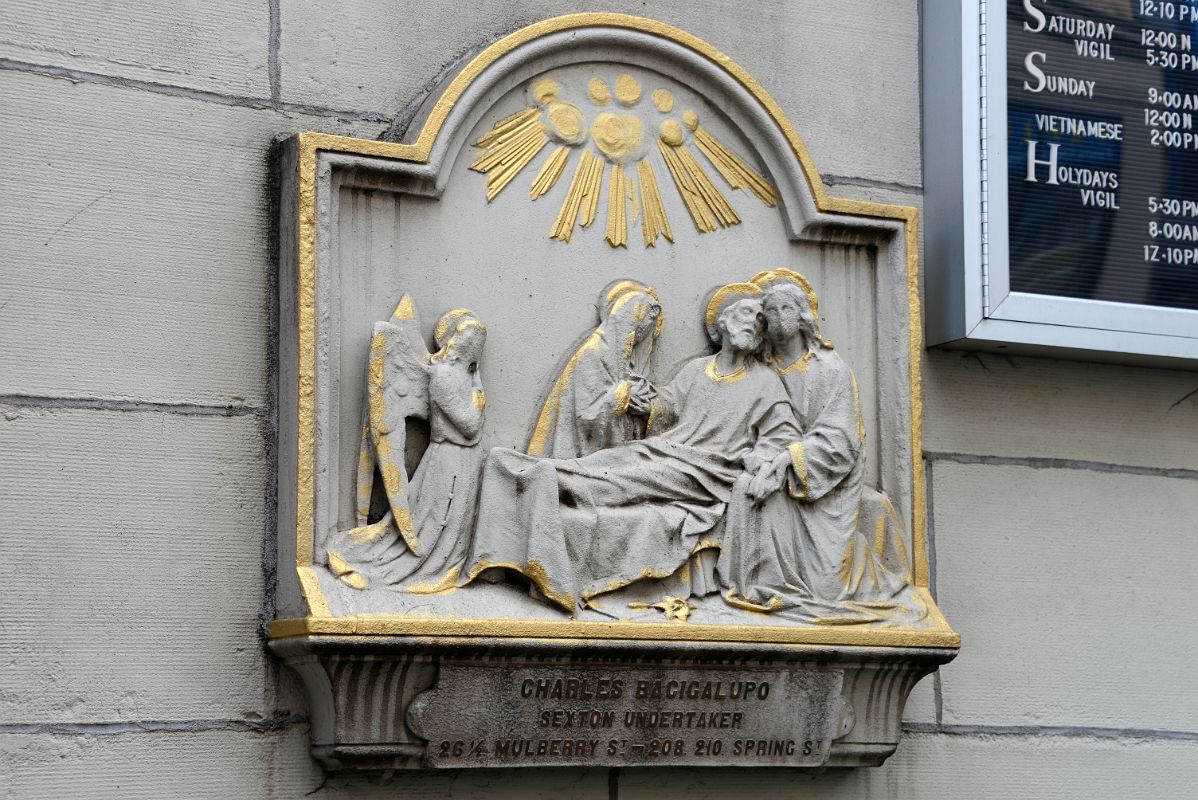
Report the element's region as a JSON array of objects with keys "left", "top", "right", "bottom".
[{"left": 278, "top": 13, "right": 953, "bottom": 649}]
